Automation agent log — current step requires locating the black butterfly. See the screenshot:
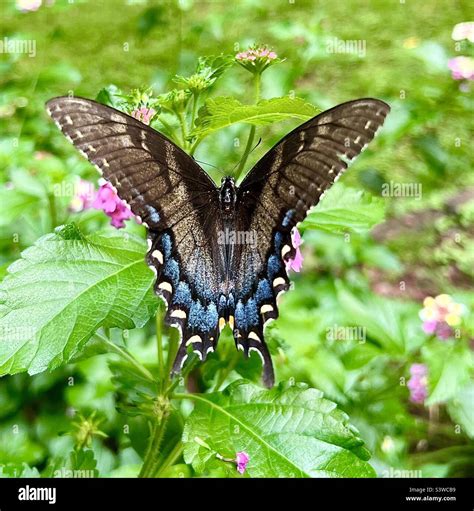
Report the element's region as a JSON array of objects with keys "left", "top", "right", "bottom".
[{"left": 46, "top": 96, "right": 390, "bottom": 387}]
